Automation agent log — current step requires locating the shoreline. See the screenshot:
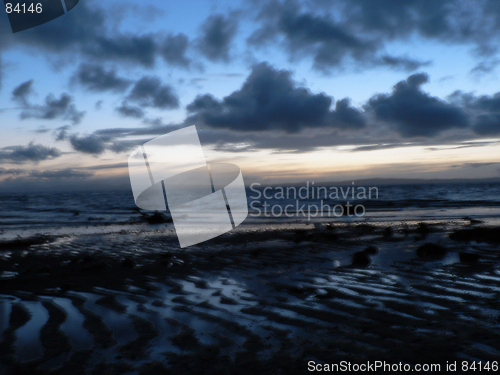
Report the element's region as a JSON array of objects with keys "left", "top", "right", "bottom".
[{"left": 0, "top": 219, "right": 499, "bottom": 374}]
